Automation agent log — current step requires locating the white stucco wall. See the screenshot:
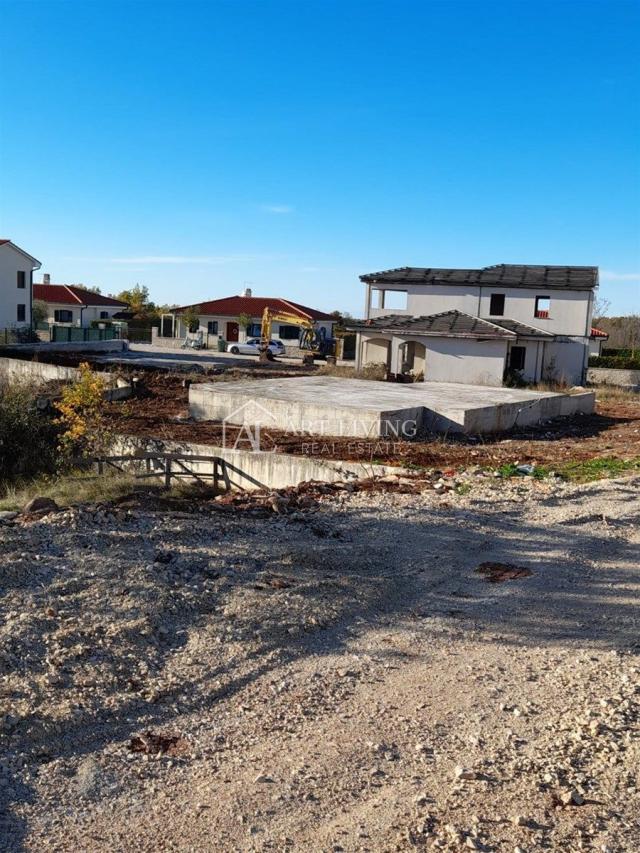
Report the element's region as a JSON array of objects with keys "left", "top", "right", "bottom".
[
  {"left": 420, "top": 337, "right": 507, "bottom": 386},
  {"left": 506, "top": 338, "right": 546, "bottom": 383},
  {"left": 82, "top": 305, "right": 123, "bottom": 324},
  {"left": 542, "top": 338, "right": 589, "bottom": 385},
  {"left": 40, "top": 302, "right": 80, "bottom": 325},
  {"left": 0, "top": 243, "right": 35, "bottom": 329},
  {"left": 365, "top": 282, "right": 593, "bottom": 338},
  {"left": 367, "top": 283, "right": 479, "bottom": 318},
  {"left": 39, "top": 302, "right": 123, "bottom": 327},
  {"left": 357, "top": 332, "right": 508, "bottom": 386},
  {"left": 478, "top": 288, "right": 592, "bottom": 336}
]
